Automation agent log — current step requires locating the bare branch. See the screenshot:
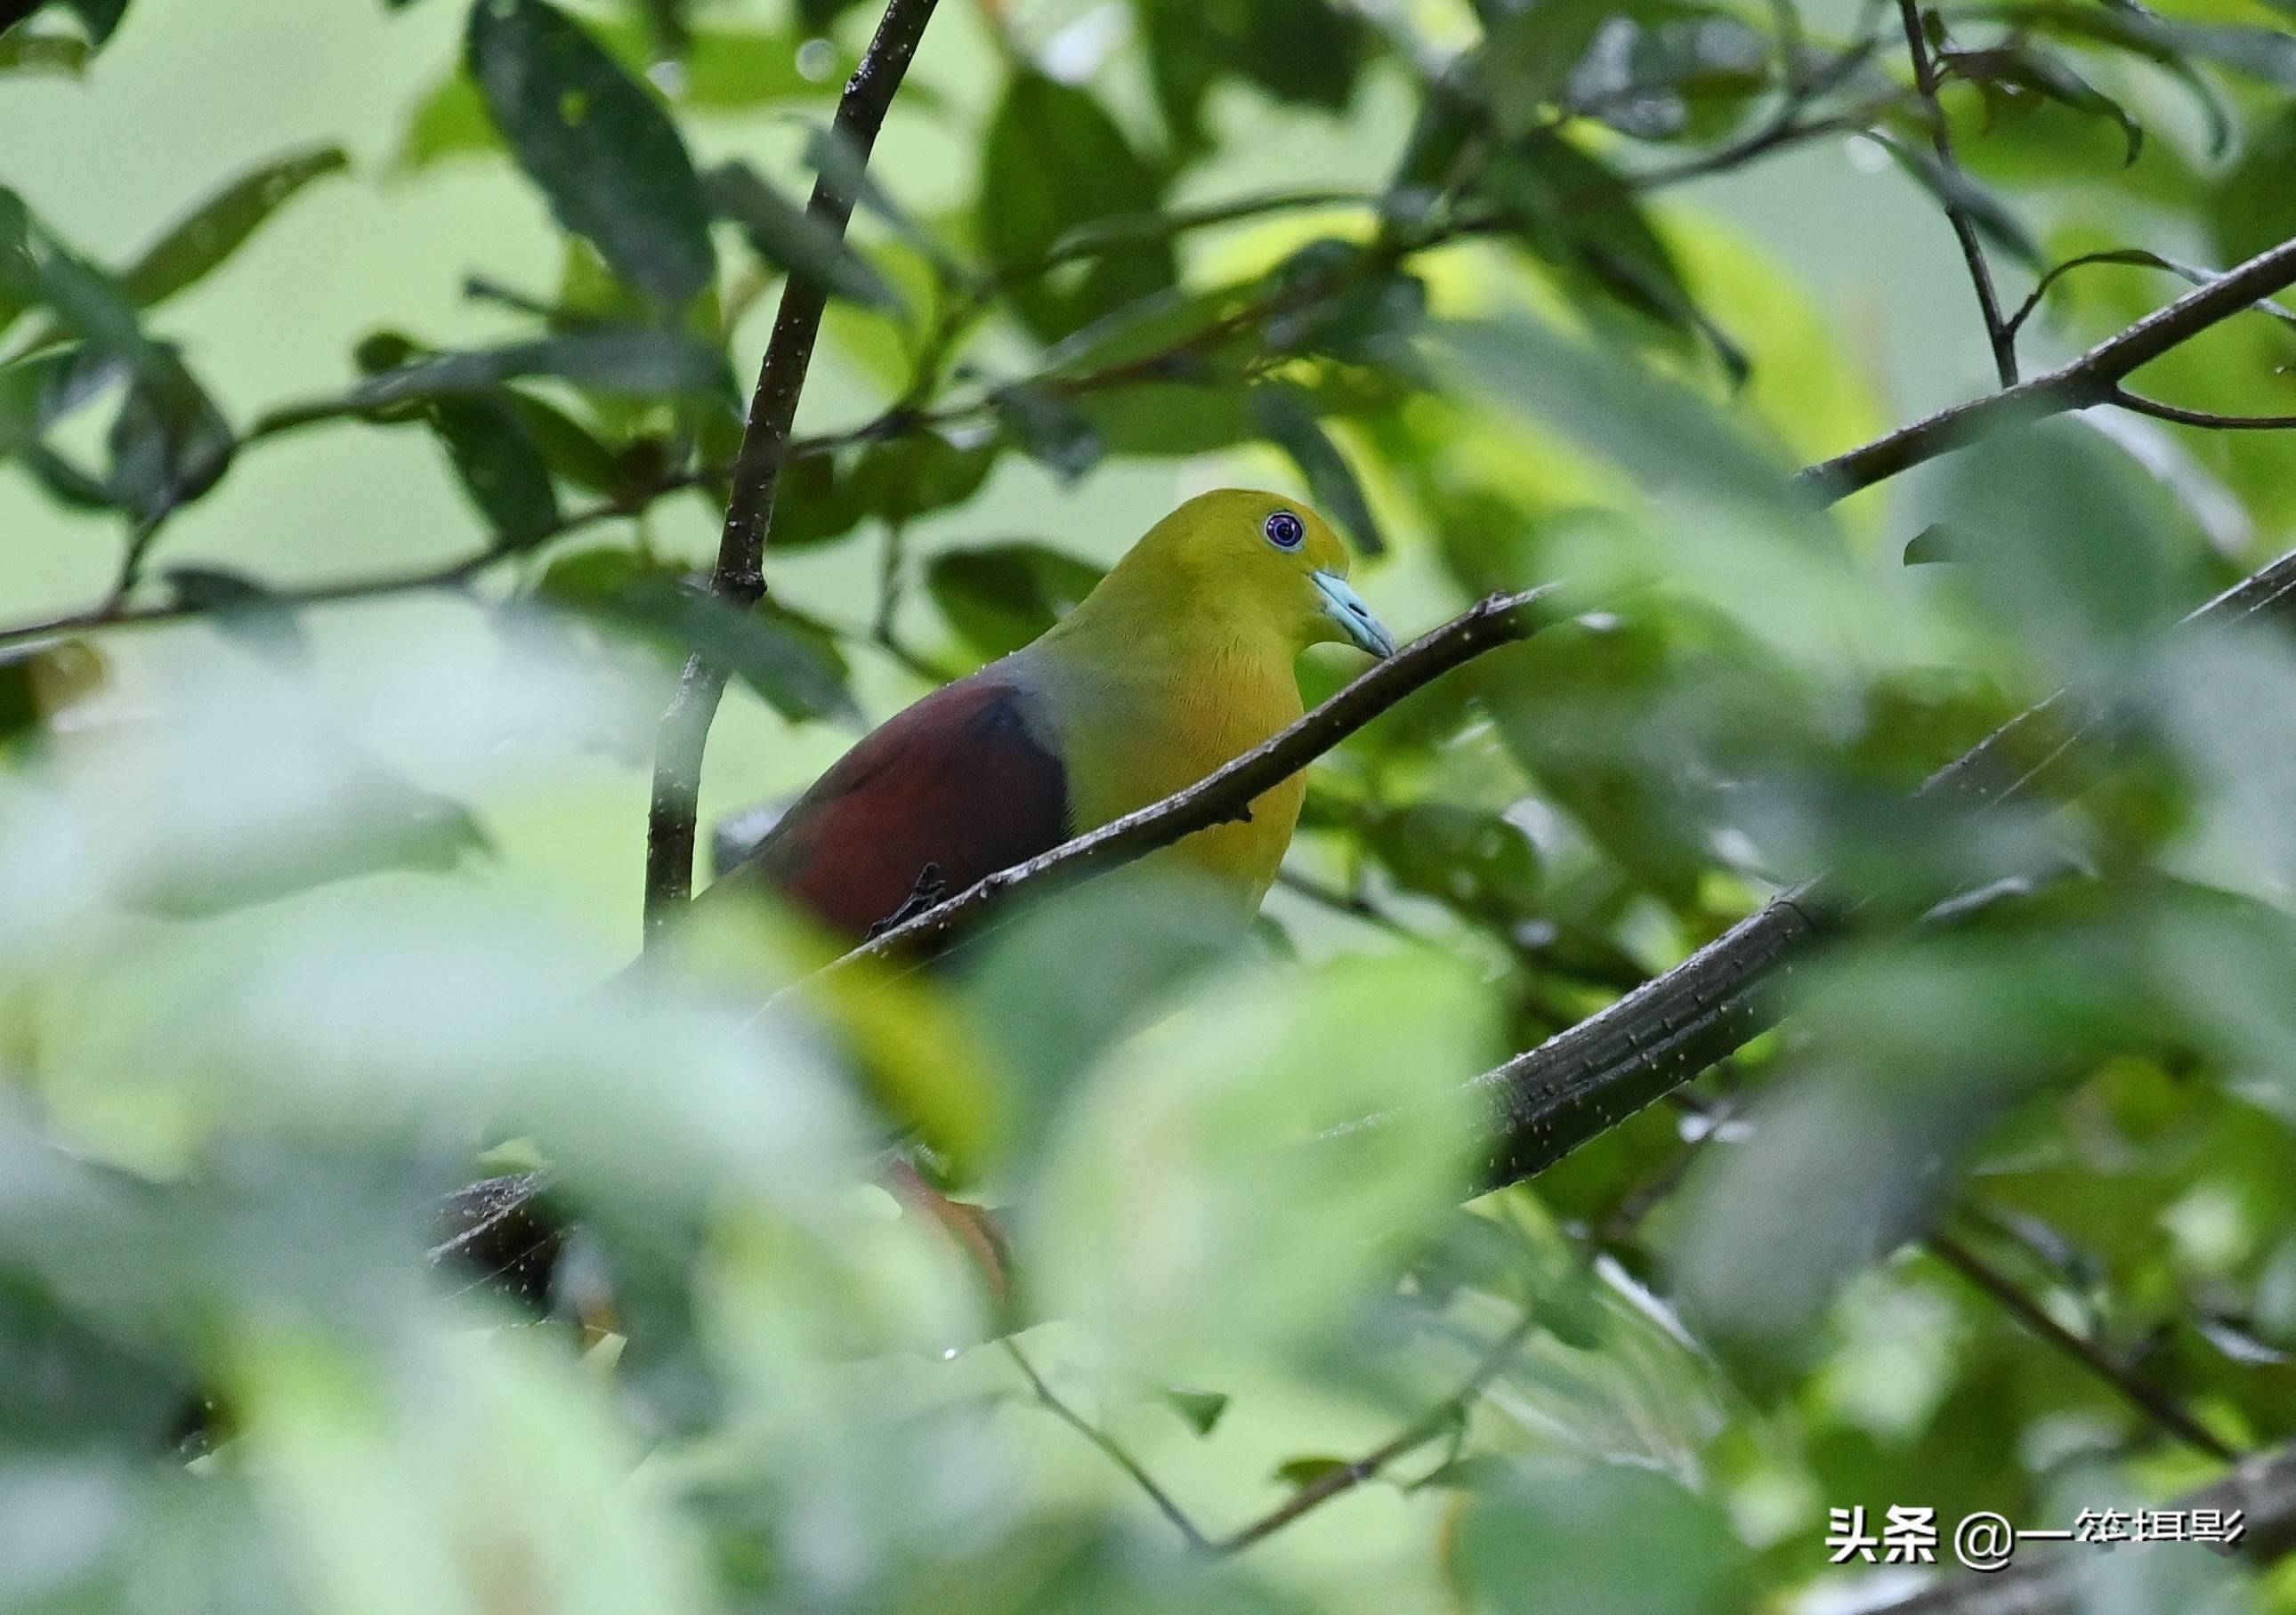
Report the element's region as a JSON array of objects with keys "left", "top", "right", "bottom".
[
  {"left": 1002, "top": 1341, "right": 1213, "bottom": 1553},
  {"left": 1210, "top": 1309, "right": 1540, "bottom": 1555},
  {"left": 1462, "top": 538, "right": 2296, "bottom": 1191},
  {"left": 0, "top": 476, "right": 700, "bottom": 655},
  {"left": 2108, "top": 389, "right": 2296, "bottom": 432},
  {"left": 1895, "top": 0, "right": 2019, "bottom": 385},
  {"left": 639, "top": 0, "right": 942, "bottom": 947}
]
